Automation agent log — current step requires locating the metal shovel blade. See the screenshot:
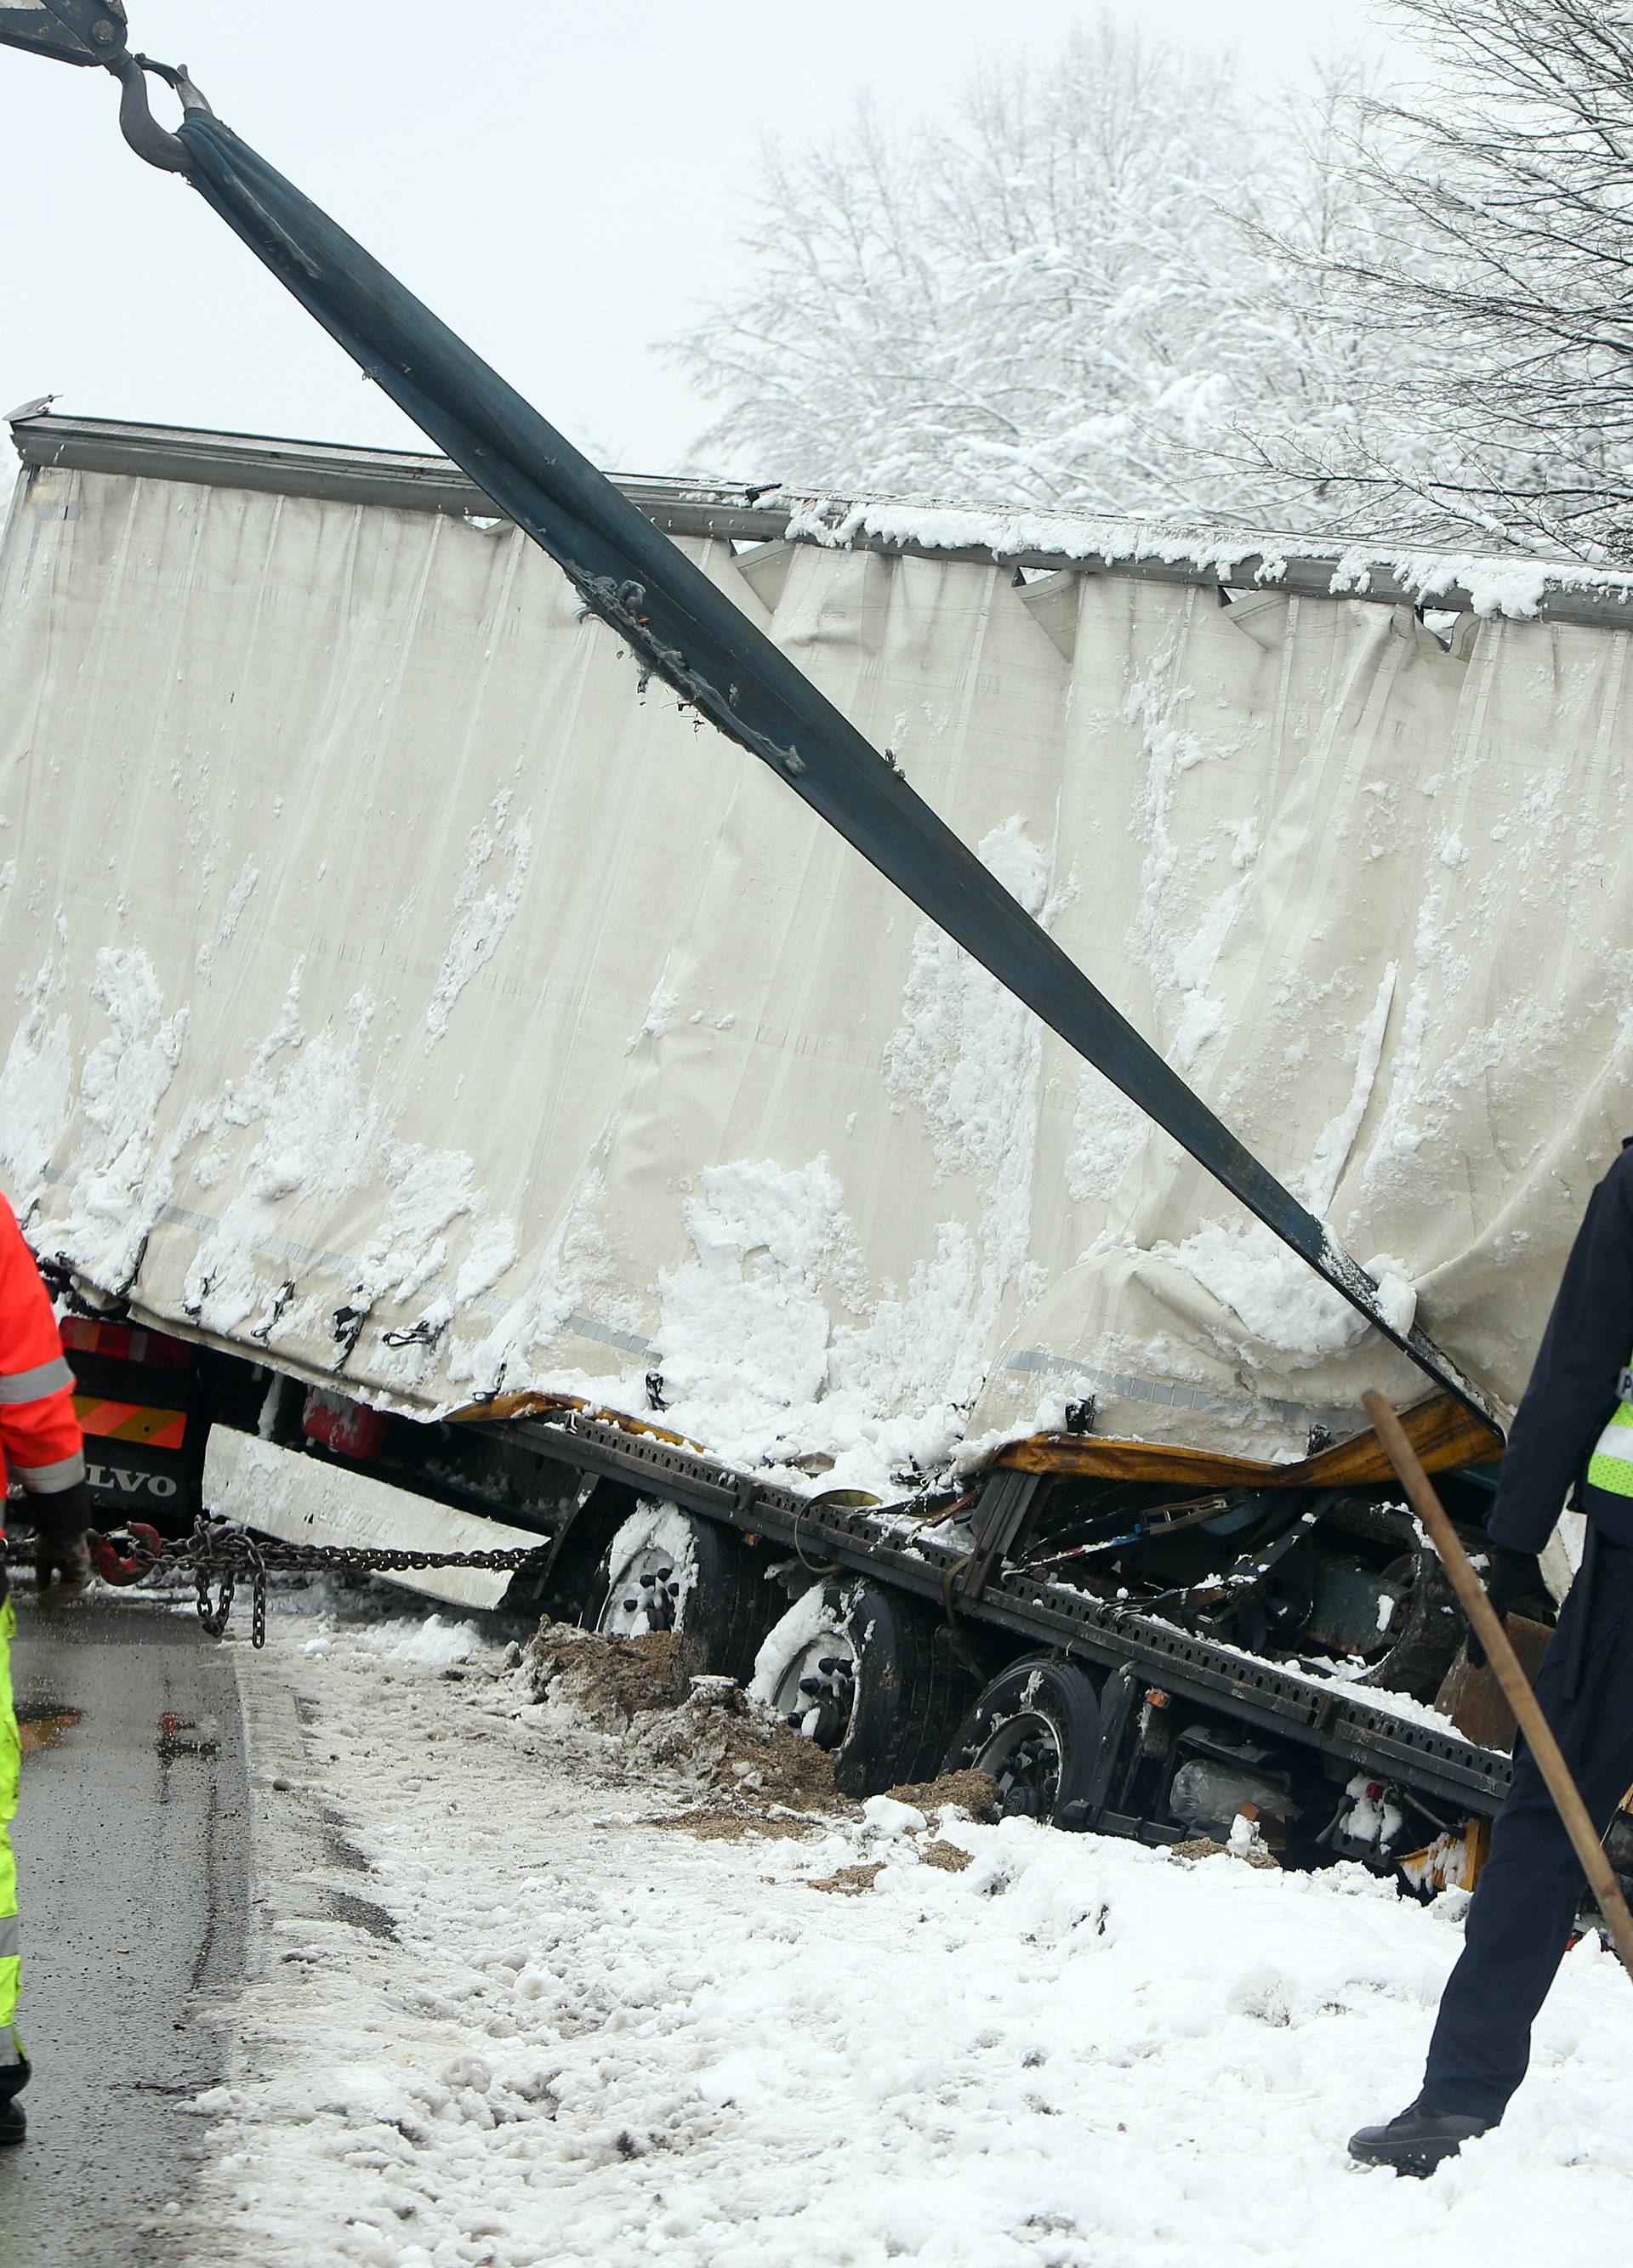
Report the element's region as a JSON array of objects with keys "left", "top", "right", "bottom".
[{"left": 0, "top": 0, "right": 126, "bottom": 67}]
